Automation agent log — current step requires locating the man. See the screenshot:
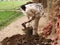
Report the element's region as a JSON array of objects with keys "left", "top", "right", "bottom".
[{"left": 20, "top": 0, "right": 44, "bottom": 35}]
